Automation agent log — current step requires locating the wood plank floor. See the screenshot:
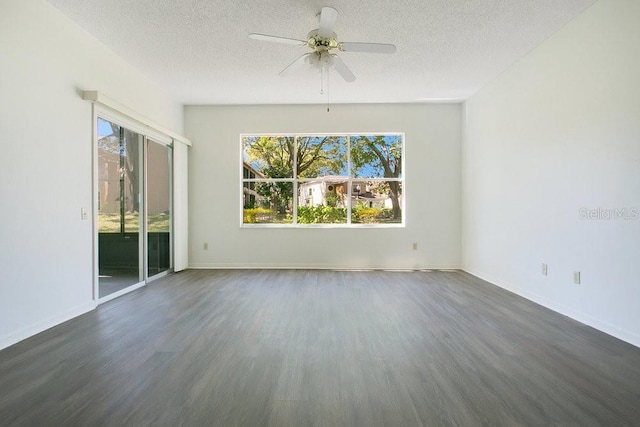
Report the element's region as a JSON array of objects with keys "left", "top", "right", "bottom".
[{"left": 1, "top": 269, "right": 639, "bottom": 426}]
